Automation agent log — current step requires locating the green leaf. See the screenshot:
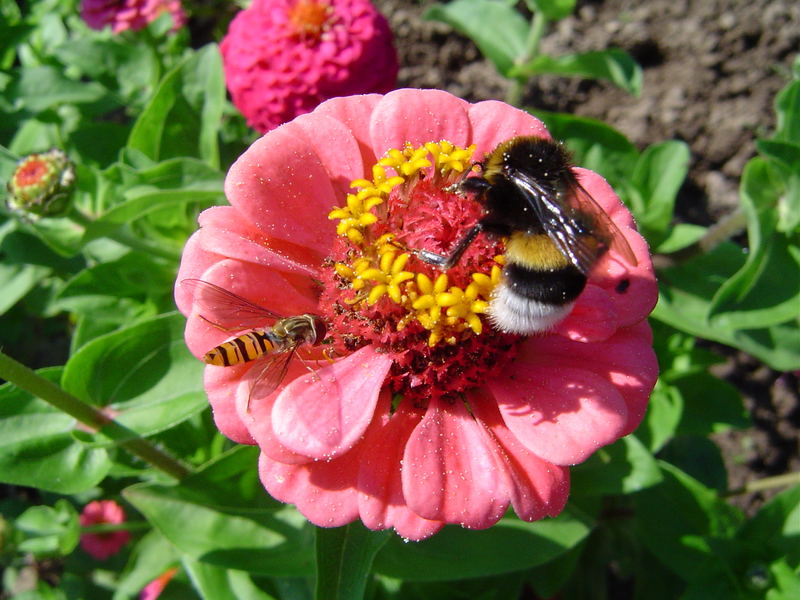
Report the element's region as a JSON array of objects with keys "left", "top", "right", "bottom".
[
  {"left": 71, "top": 122, "right": 132, "bottom": 168},
  {"left": 634, "top": 462, "right": 742, "bottom": 583},
  {"left": 767, "top": 559, "right": 800, "bottom": 600},
  {"left": 15, "top": 499, "right": 80, "bottom": 556},
  {"left": 655, "top": 223, "right": 707, "bottom": 253},
  {"left": 758, "top": 139, "right": 800, "bottom": 170},
  {"left": 123, "top": 480, "right": 315, "bottom": 576},
  {"left": 0, "top": 262, "right": 50, "bottom": 316},
  {"left": 113, "top": 529, "right": 180, "bottom": 600},
  {"left": 95, "top": 157, "right": 224, "bottom": 226},
  {"left": 709, "top": 158, "right": 800, "bottom": 328},
  {"left": 61, "top": 313, "right": 206, "bottom": 437},
  {"left": 525, "top": 0, "right": 576, "bottom": 20},
  {"left": 653, "top": 242, "right": 800, "bottom": 371},
  {"left": 658, "top": 436, "right": 728, "bottom": 492},
  {"left": 570, "top": 435, "right": 662, "bottom": 497},
  {"left": 315, "top": 524, "right": 390, "bottom": 600},
  {"left": 514, "top": 49, "right": 642, "bottom": 95},
  {"left": 525, "top": 543, "right": 584, "bottom": 599},
  {"left": 0, "top": 368, "right": 111, "bottom": 493},
  {"left": 55, "top": 252, "right": 175, "bottom": 305},
  {"left": 7, "top": 116, "right": 62, "bottom": 156},
  {"left": 374, "top": 511, "right": 591, "bottom": 581},
  {"left": 738, "top": 484, "right": 800, "bottom": 566},
  {"left": 423, "top": 0, "right": 530, "bottom": 77},
  {"left": 8, "top": 65, "right": 108, "bottom": 113},
  {"left": 16, "top": 215, "right": 86, "bottom": 258},
  {"left": 183, "top": 559, "right": 278, "bottom": 600},
  {"left": 52, "top": 36, "right": 158, "bottom": 108},
  {"left": 756, "top": 139, "right": 800, "bottom": 233},
  {"left": 673, "top": 372, "right": 748, "bottom": 437},
  {"left": 624, "top": 141, "right": 691, "bottom": 241},
  {"left": 127, "top": 44, "right": 225, "bottom": 166},
  {"left": 386, "top": 572, "right": 527, "bottom": 600},
  {"left": 774, "top": 79, "right": 800, "bottom": 144},
  {"left": 638, "top": 379, "right": 683, "bottom": 452}
]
